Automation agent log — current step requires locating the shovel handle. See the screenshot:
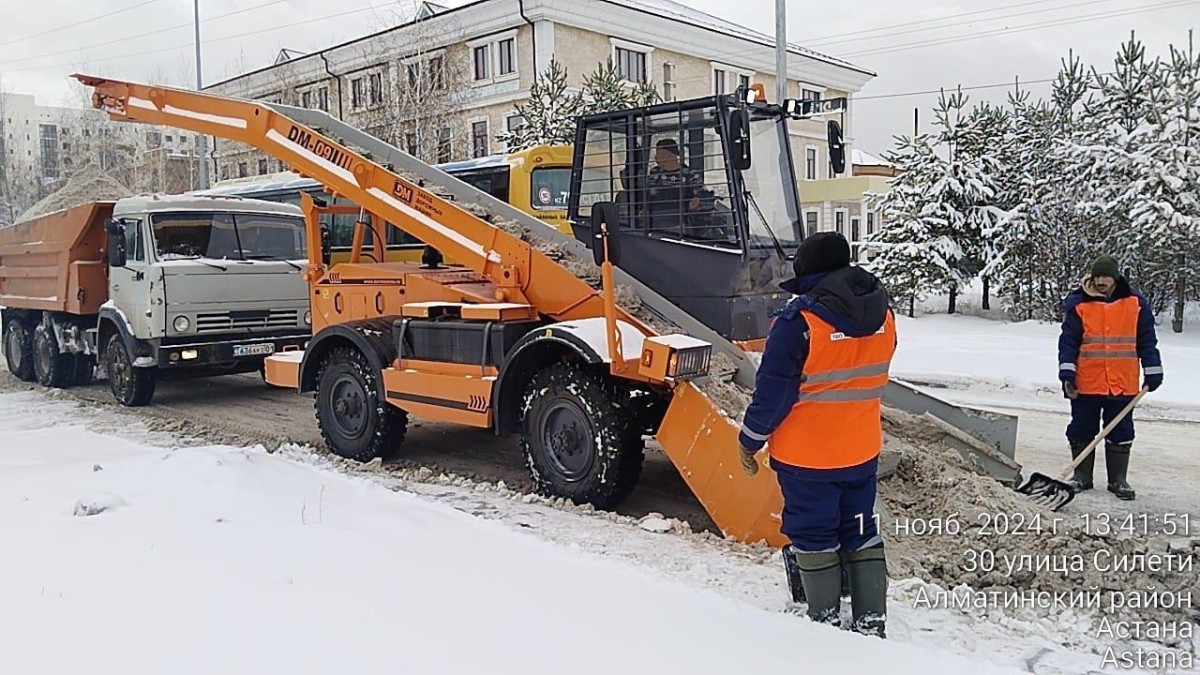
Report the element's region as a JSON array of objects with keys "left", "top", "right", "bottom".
[{"left": 1058, "top": 386, "right": 1149, "bottom": 481}]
